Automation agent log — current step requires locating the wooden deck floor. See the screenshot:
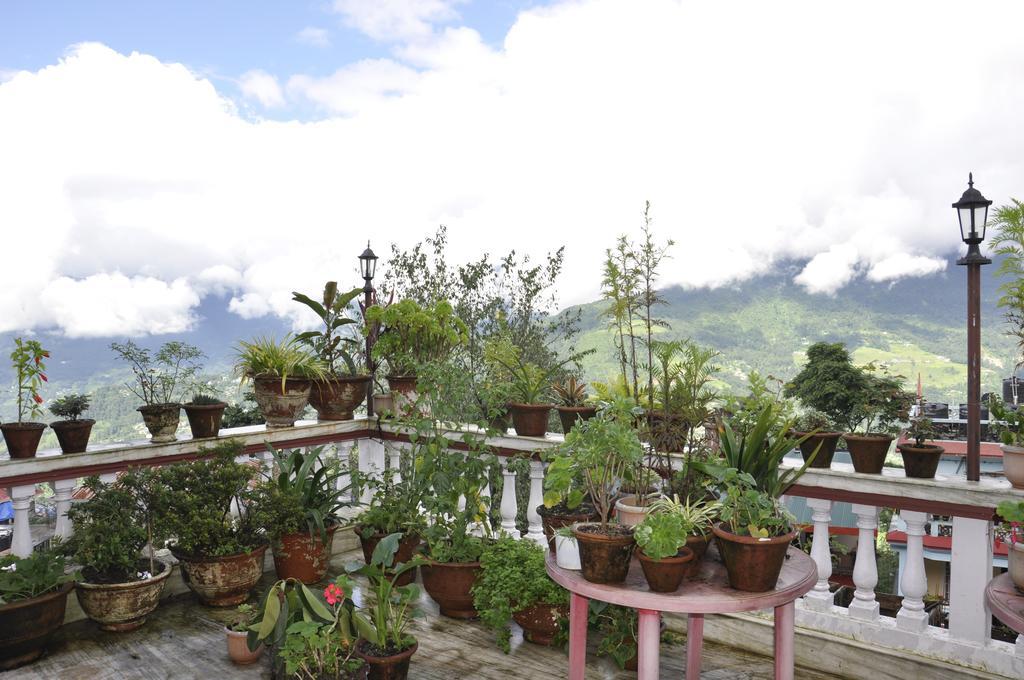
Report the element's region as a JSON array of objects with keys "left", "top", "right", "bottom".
[{"left": 10, "top": 551, "right": 841, "bottom": 680}]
